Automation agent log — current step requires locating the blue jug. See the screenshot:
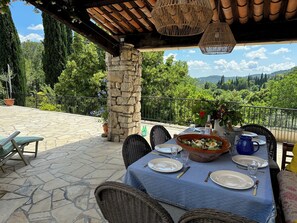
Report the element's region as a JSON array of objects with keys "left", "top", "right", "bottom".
[{"left": 236, "top": 135, "right": 260, "bottom": 155}]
